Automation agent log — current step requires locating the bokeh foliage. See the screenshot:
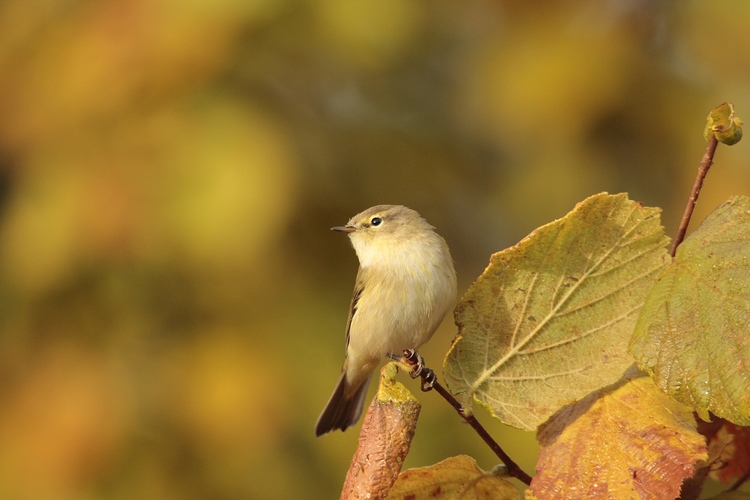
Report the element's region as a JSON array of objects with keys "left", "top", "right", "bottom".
[{"left": 0, "top": 1, "right": 749, "bottom": 498}]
